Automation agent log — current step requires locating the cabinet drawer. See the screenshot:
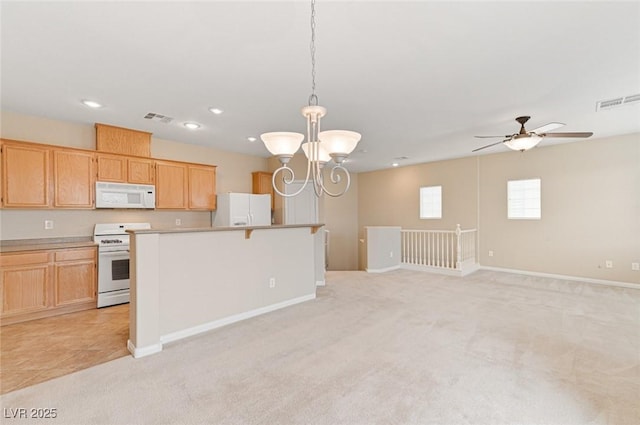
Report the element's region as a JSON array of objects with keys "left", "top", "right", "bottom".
[
  {"left": 0, "top": 252, "right": 51, "bottom": 267},
  {"left": 54, "top": 248, "right": 96, "bottom": 262}
]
